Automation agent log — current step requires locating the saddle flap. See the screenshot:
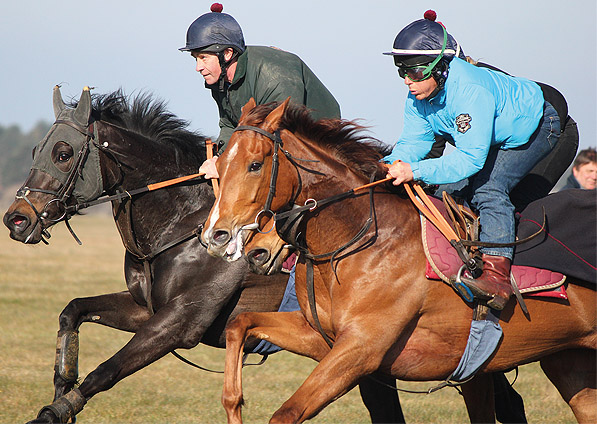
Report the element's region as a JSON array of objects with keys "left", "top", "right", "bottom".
[{"left": 421, "top": 197, "right": 567, "bottom": 298}]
